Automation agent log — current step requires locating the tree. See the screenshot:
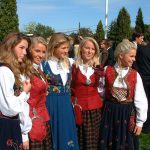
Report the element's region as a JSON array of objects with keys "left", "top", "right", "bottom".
[
  {"left": 23, "top": 22, "right": 37, "bottom": 34},
  {"left": 95, "top": 20, "right": 104, "bottom": 42},
  {"left": 116, "top": 7, "right": 132, "bottom": 43},
  {"left": 135, "top": 8, "right": 145, "bottom": 33},
  {"left": 108, "top": 20, "right": 118, "bottom": 48},
  {"left": 23, "top": 22, "right": 55, "bottom": 39},
  {"left": 34, "top": 23, "right": 55, "bottom": 39},
  {"left": 0, "top": 0, "right": 19, "bottom": 40},
  {"left": 78, "top": 27, "right": 93, "bottom": 37},
  {"left": 144, "top": 24, "right": 150, "bottom": 42},
  {"left": 108, "top": 20, "right": 117, "bottom": 40}
]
